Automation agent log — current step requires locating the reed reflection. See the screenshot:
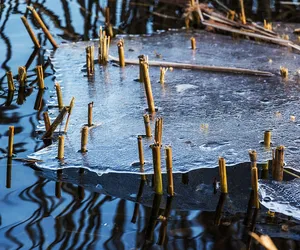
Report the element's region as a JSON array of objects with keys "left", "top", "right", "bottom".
[{"left": 6, "top": 157, "right": 12, "bottom": 188}]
